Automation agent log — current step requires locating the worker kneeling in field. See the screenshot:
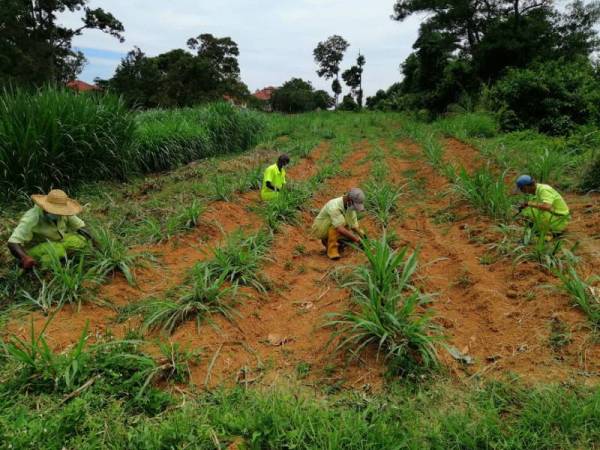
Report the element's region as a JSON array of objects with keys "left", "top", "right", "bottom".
[
  {"left": 7, "top": 189, "right": 95, "bottom": 270},
  {"left": 515, "top": 175, "right": 571, "bottom": 236},
  {"left": 312, "top": 188, "right": 367, "bottom": 260},
  {"left": 260, "top": 154, "right": 290, "bottom": 201}
]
